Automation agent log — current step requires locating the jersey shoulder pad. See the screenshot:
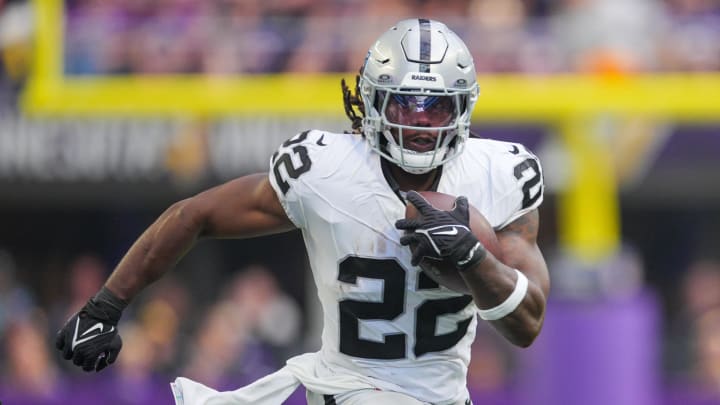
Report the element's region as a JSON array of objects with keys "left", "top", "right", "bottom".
[
  {"left": 269, "top": 130, "right": 361, "bottom": 189},
  {"left": 466, "top": 138, "right": 544, "bottom": 229},
  {"left": 268, "top": 130, "right": 360, "bottom": 227}
]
